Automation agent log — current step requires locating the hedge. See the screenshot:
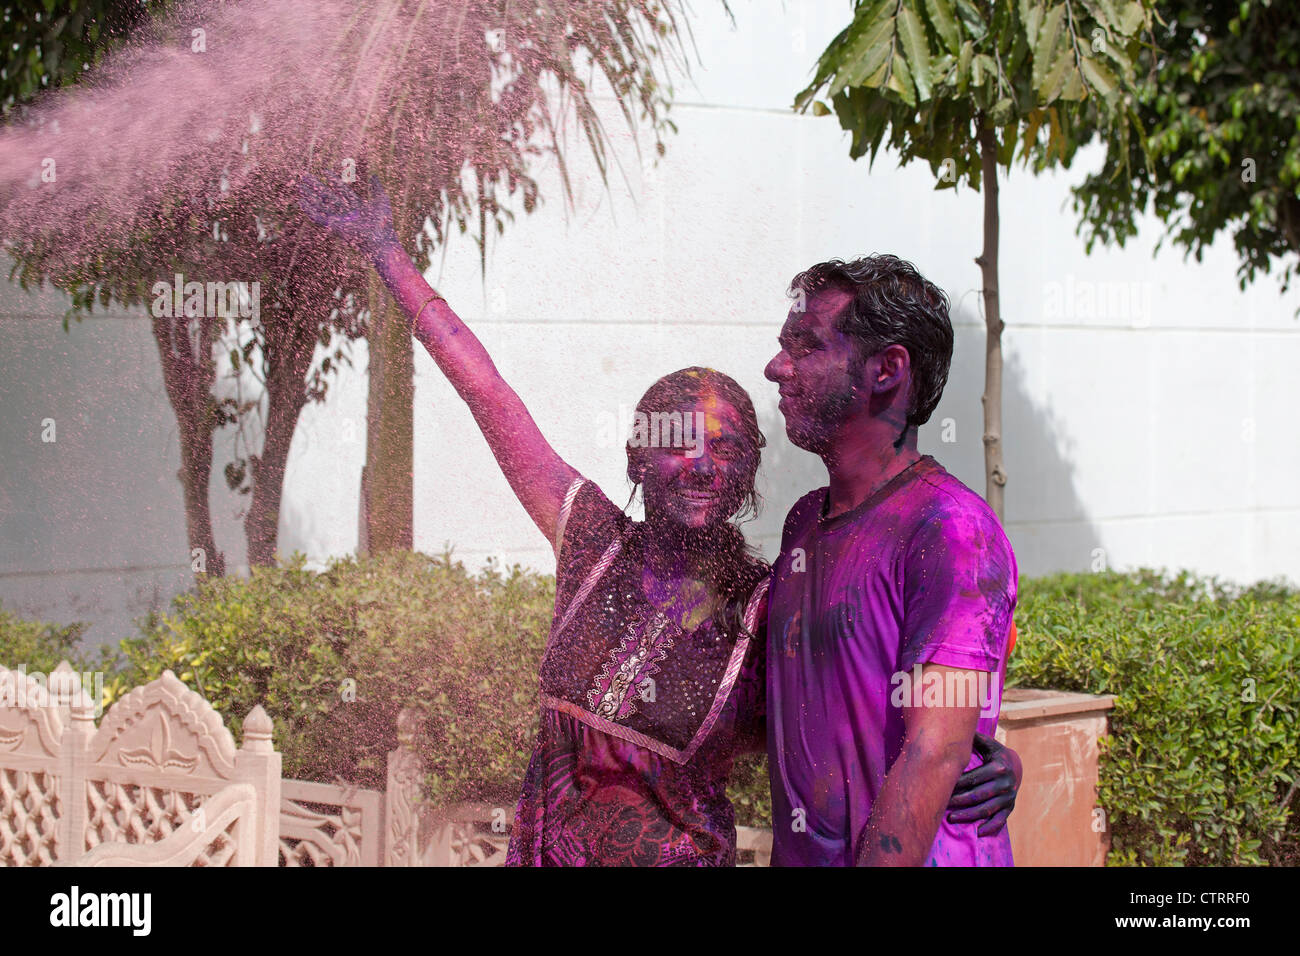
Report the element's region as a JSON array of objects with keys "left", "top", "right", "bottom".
[
  {"left": 0, "top": 603, "right": 101, "bottom": 675},
  {"left": 1007, "top": 569, "right": 1298, "bottom": 866},
  {"left": 105, "top": 550, "right": 554, "bottom": 807}
]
